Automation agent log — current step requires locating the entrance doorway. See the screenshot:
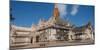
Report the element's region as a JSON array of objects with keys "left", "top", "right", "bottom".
[{"left": 36, "top": 36, "right": 39, "bottom": 42}]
